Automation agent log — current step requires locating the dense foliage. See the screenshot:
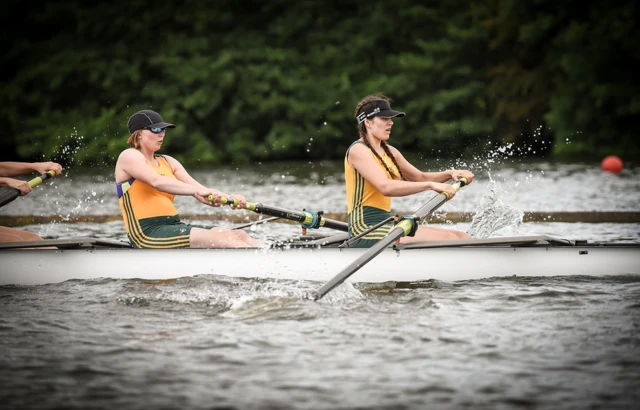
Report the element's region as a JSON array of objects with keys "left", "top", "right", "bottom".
[{"left": 1, "top": 0, "right": 638, "bottom": 167}]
